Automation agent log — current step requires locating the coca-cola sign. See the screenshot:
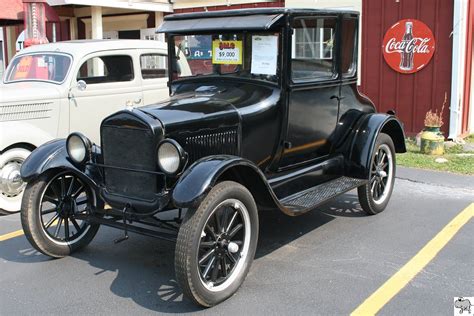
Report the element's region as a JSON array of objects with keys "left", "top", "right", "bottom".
[{"left": 382, "top": 19, "right": 436, "bottom": 74}]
